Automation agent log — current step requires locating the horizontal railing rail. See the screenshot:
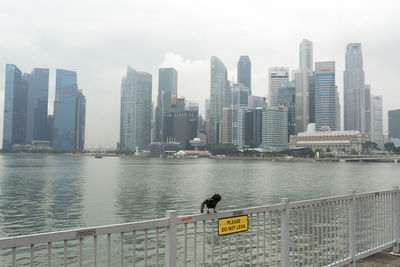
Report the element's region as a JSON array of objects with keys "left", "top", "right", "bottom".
[{"left": 0, "top": 187, "right": 398, "bottom": 266}]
